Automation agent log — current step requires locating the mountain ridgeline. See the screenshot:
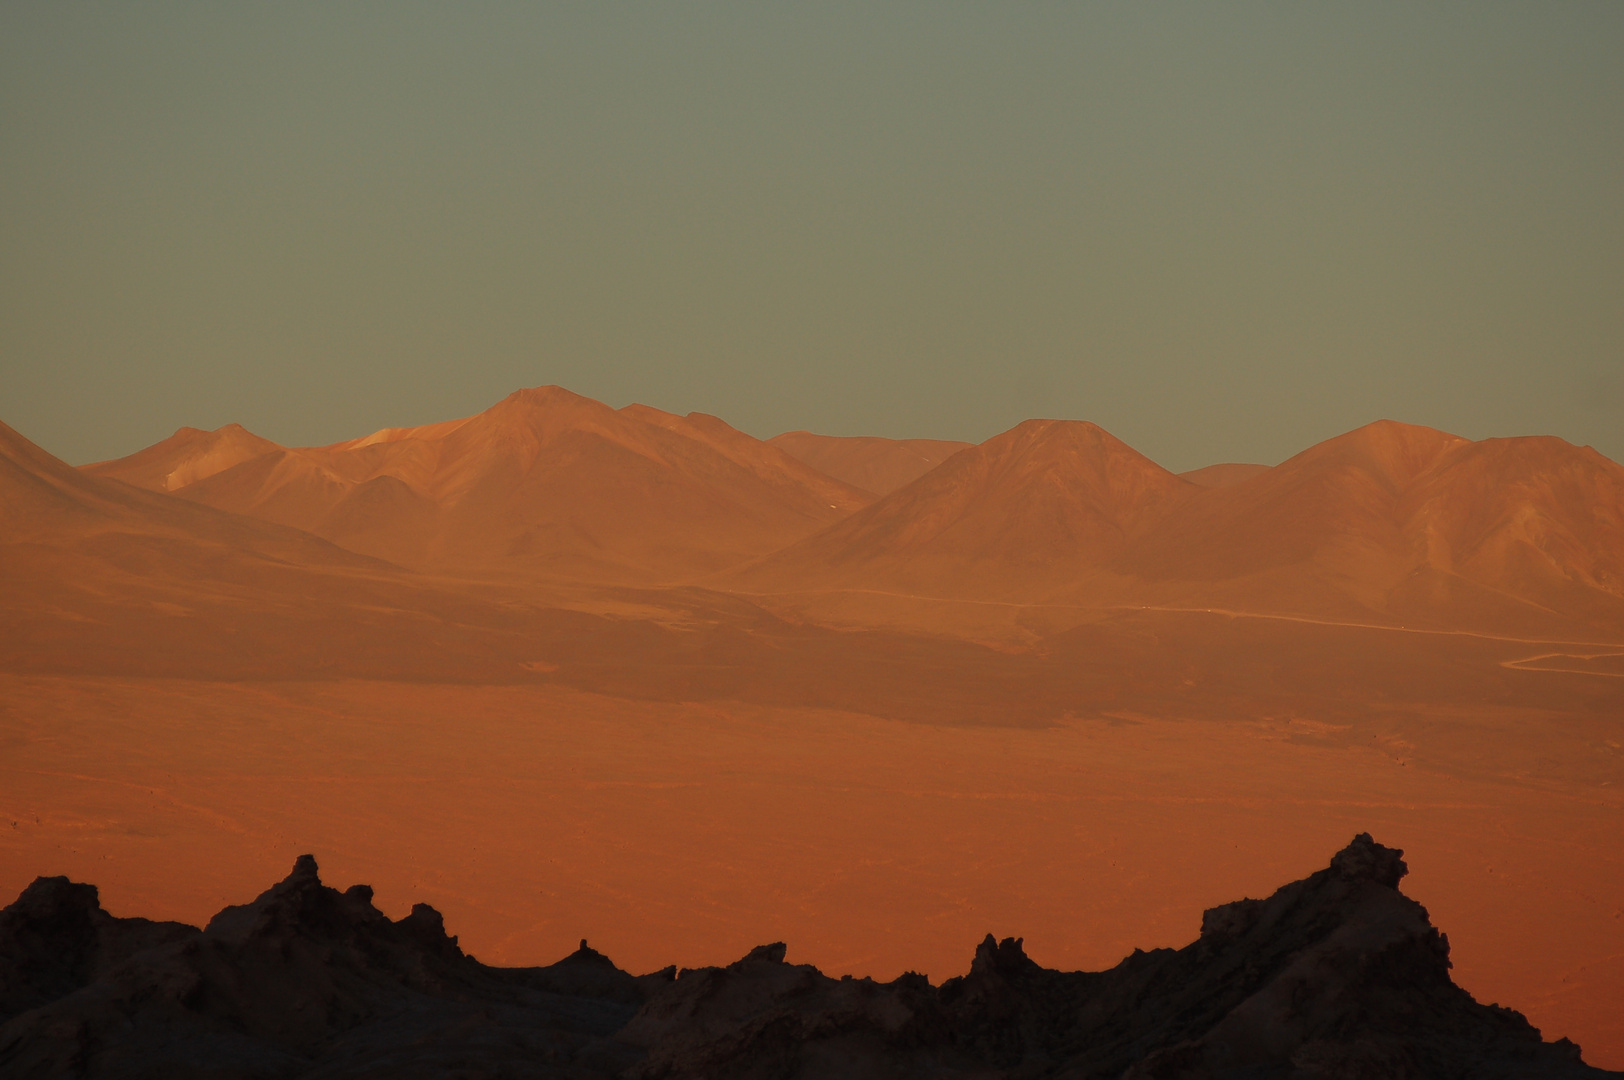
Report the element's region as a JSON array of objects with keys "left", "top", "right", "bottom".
[{"left": 48, "top": 385, "right": 1624, "bottom": 640}]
